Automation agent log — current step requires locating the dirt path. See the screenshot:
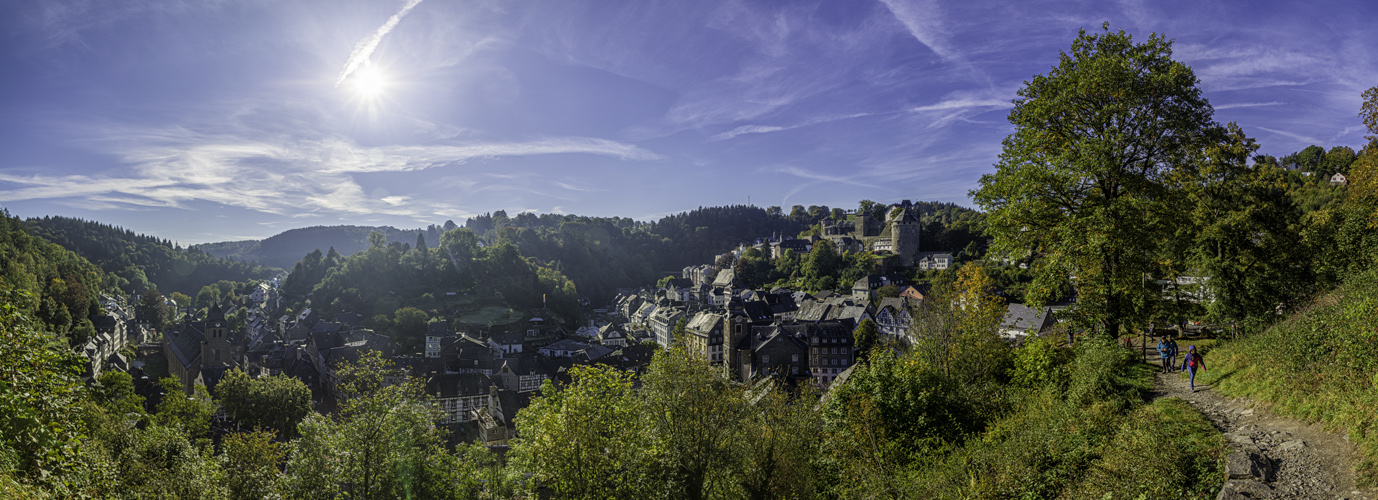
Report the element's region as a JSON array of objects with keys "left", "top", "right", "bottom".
[{"left": 1150, "top": 362, "right": 1375, "bottom": 500}]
